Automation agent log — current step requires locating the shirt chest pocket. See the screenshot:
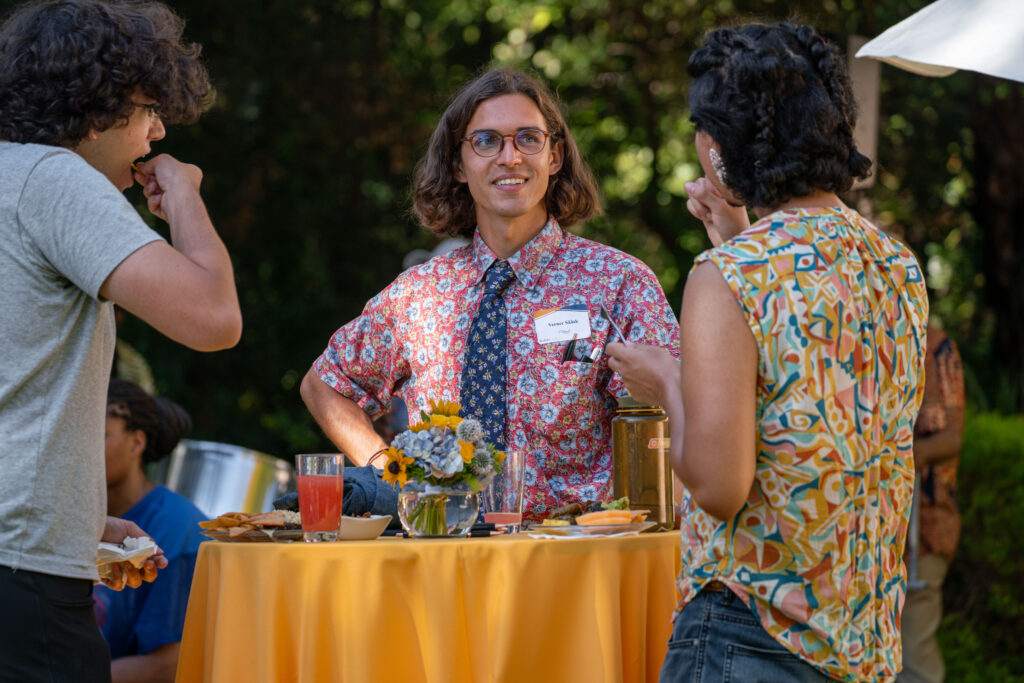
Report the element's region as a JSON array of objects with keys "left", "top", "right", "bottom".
[{"left": 510, "top": 341, "right": 606, "bottom": 447}]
